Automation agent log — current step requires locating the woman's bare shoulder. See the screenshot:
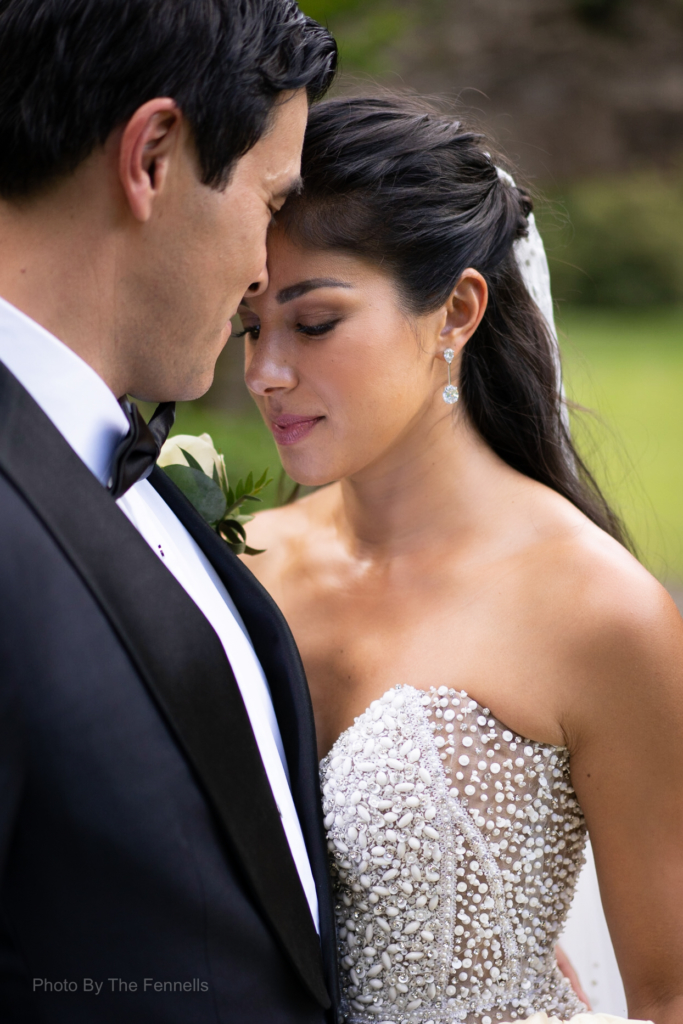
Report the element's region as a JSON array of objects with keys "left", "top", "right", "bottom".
[
  {"left": 528, "top": 495, "right": 683, "bottom": 720},
  {"left": 528, "top": 484, "right": 676, "bottom": 632},
  {"left": 240, "top": 484, "right": 338, "bottom": 588},
  {"left": 547, "top": 501, "right": 676, "bottom": 631}
]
